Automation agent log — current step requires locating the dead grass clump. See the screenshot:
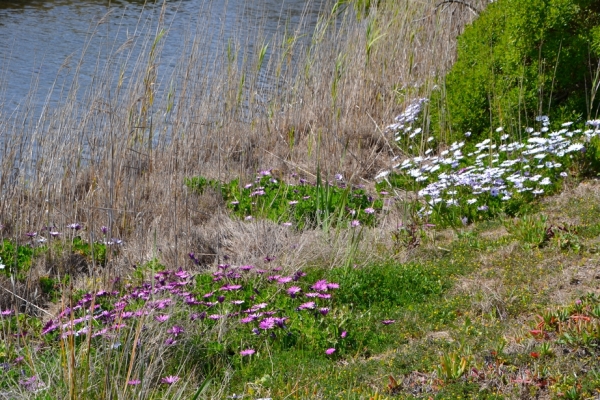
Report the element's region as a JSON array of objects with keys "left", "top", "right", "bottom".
[
  {"left": 453, "top": 277, "right": 508, "bottom": 320},
  {"left": 542, "top": 180, "right": 600, "bottom": 225}
]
